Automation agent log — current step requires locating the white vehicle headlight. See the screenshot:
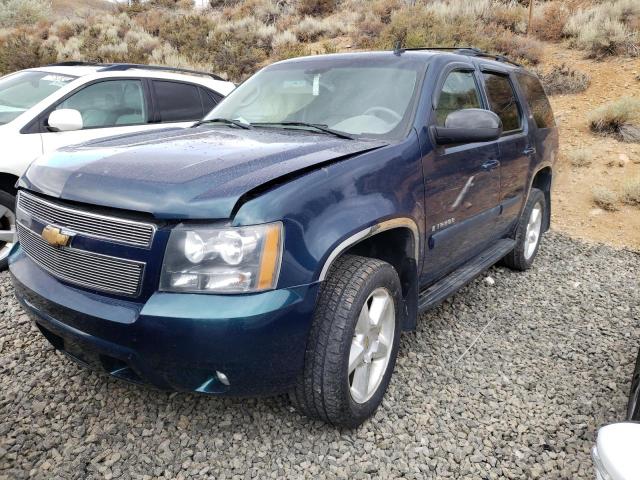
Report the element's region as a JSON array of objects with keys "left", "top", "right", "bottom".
[{"left": 160, "top": 222, "right": 283, "bottom": 293}]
